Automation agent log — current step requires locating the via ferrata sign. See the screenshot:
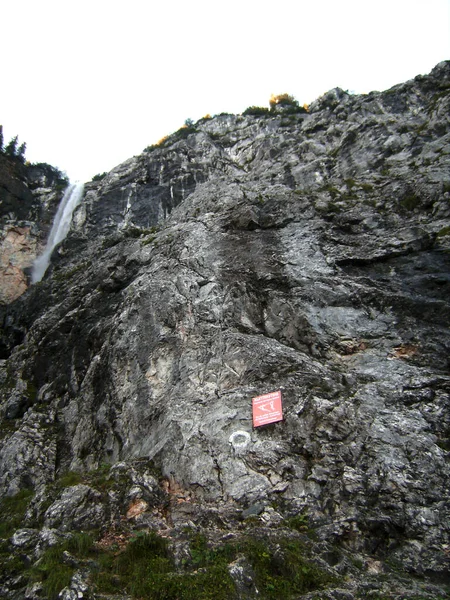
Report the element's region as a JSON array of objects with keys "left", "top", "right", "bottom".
[{"left": 252, "top": 390, "right": 283, "bottom": 427}]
